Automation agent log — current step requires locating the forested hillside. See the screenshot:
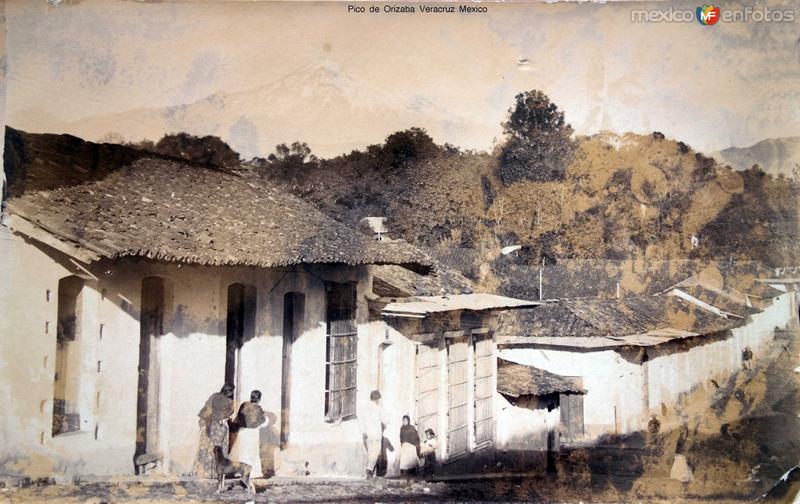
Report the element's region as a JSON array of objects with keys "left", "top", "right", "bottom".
[
  {"left": 255, "top": 92, "right": 799, "bottom": 269},
  {"left": 5, "top": 90, "right": 798, "bottom": 274}
]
